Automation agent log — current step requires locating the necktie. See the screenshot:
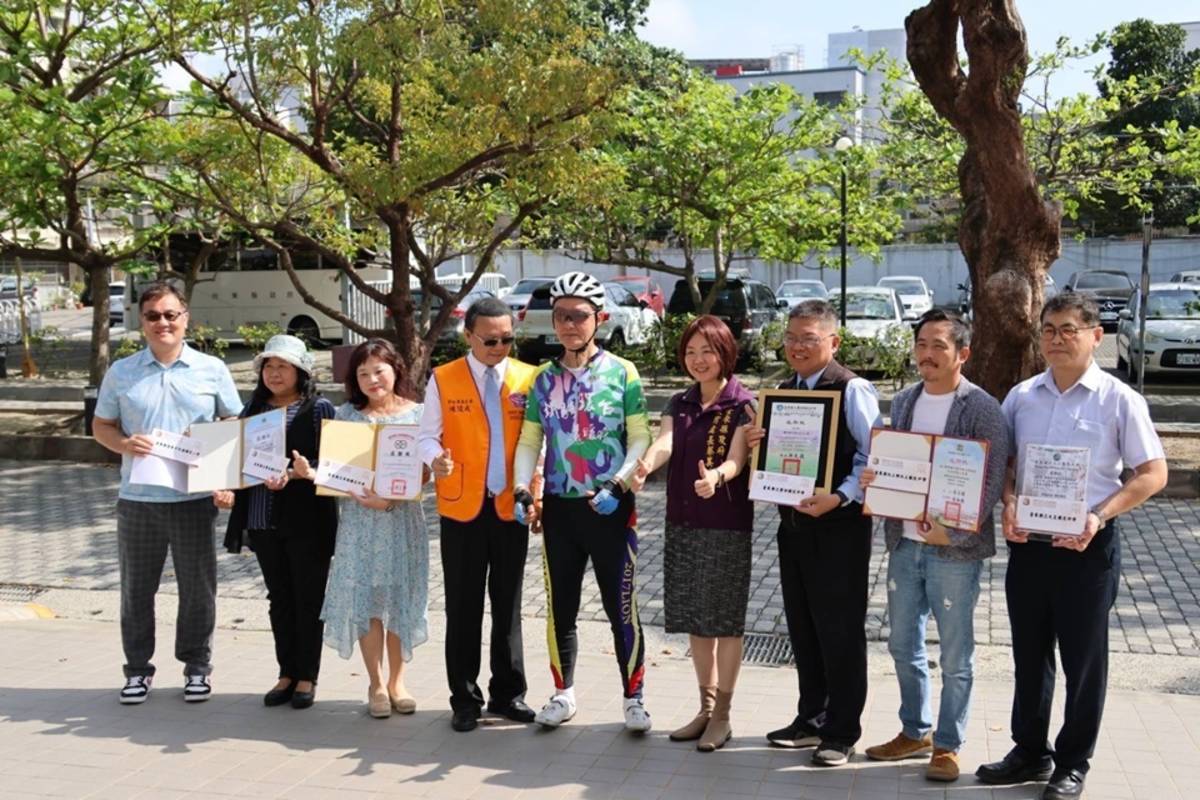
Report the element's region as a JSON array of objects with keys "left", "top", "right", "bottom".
[{"left": 484, "top": 366, "right": 506, "bottom": 494}]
